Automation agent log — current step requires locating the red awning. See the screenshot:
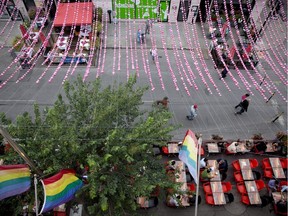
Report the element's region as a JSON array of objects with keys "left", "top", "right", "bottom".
[{"left": 53, "top": 2, "right": 94, "bottom": 27}]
